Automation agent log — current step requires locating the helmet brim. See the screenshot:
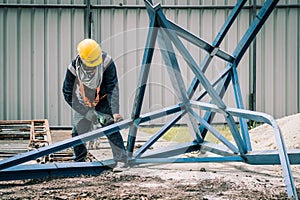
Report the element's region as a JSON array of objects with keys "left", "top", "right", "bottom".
[{"left": 84, "top": 56, "right": 103, "bottom": 67}]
